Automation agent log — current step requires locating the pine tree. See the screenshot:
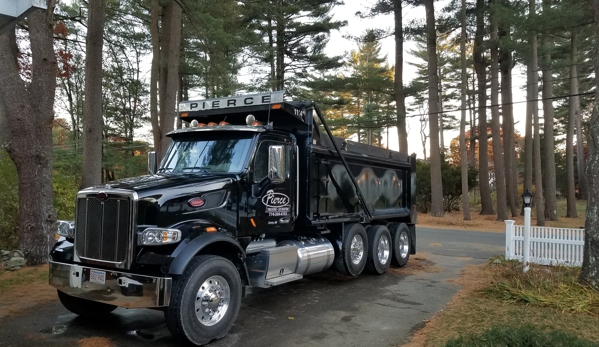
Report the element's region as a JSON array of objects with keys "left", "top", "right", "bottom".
[
  {"left": 474, "top": 0, "right": 494, "bottom": 215},
  {"left": 0, "top": 2, "right": 58, "bottom": 264},
  {"left": 580, "top": 0, "right": 599, "bottom": 290},
  {"left": 242, "top": 0, "right": 345, "bottom": 92}
]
